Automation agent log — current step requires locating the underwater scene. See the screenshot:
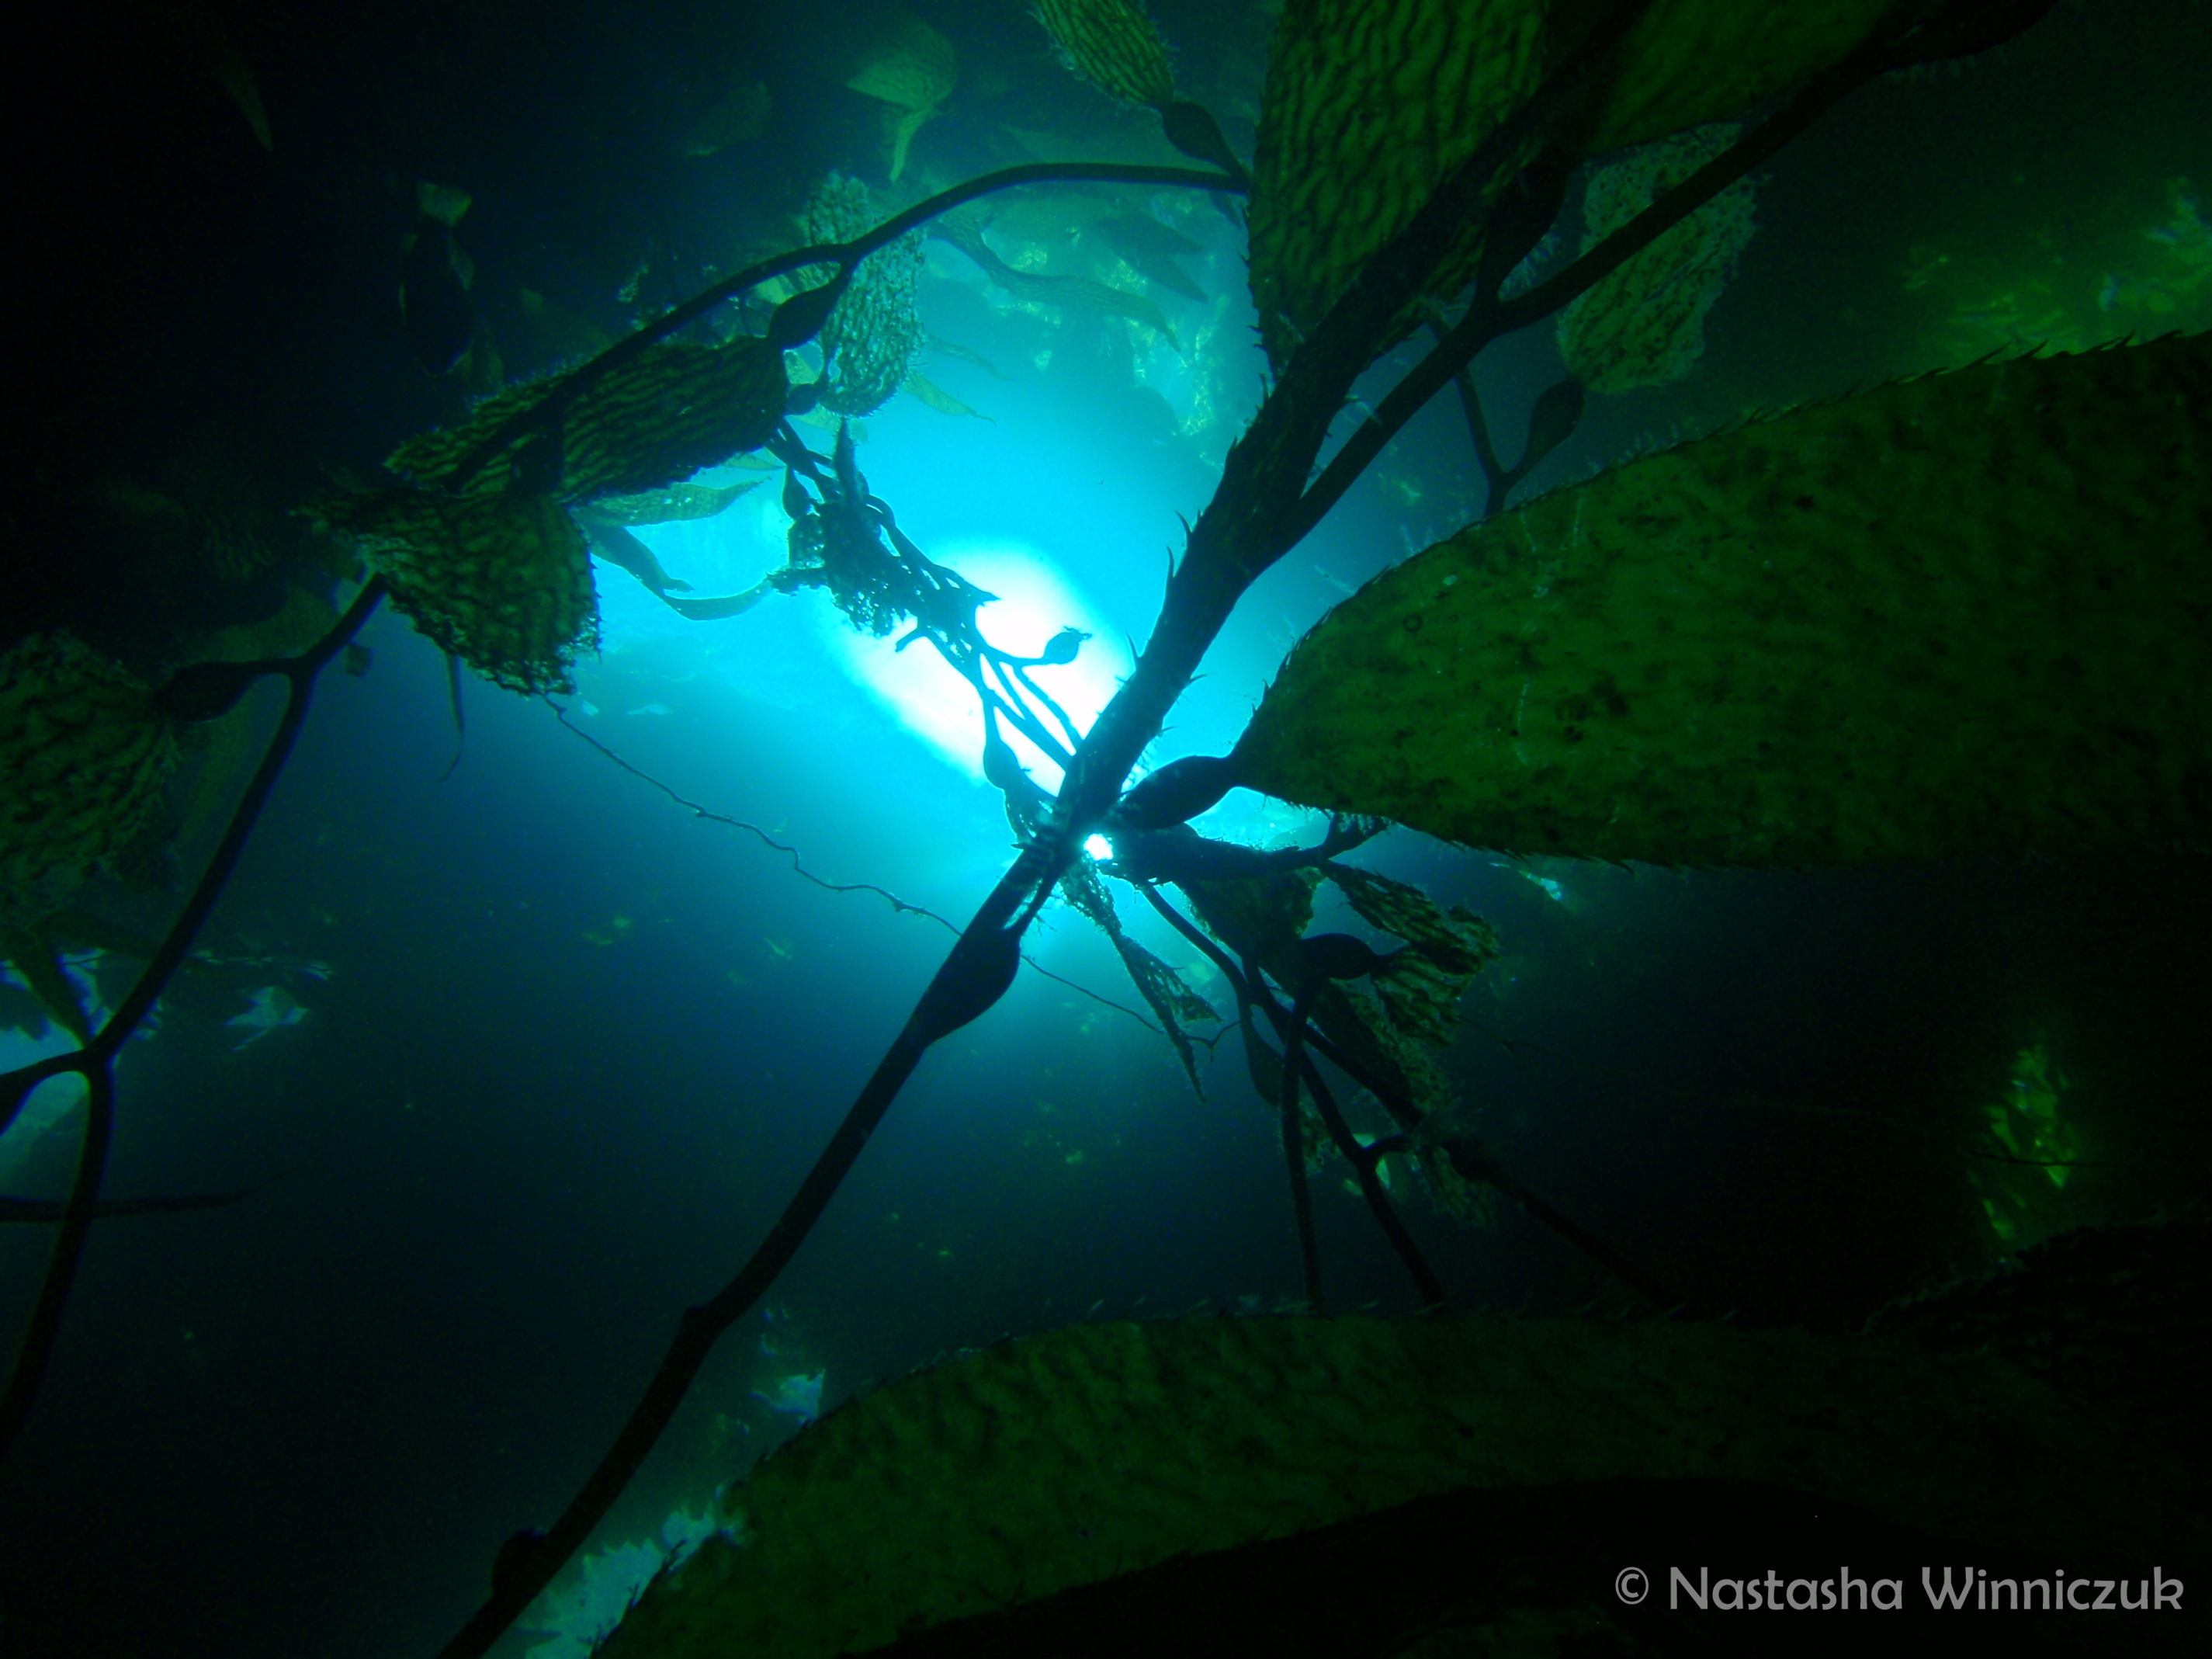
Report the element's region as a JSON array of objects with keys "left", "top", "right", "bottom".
[{"left": 3, "top": 1, "right": 2208, "bottom": 1654}]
